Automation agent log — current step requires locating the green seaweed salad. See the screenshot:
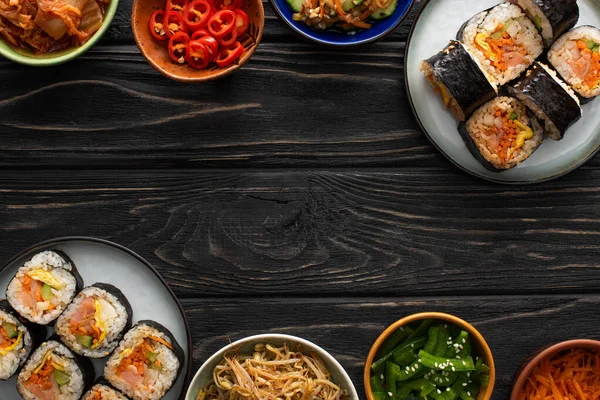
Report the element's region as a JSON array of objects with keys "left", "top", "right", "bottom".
[{"left": 369, "top": 319, "right": 491, "bottom": 400}]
